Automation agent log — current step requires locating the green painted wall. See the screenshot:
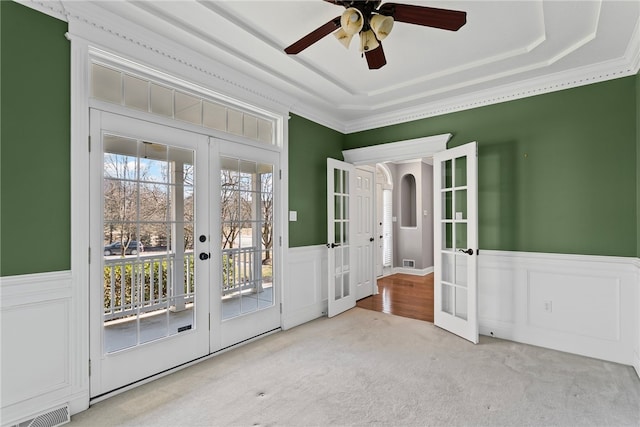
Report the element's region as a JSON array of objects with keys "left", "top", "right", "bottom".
[
  {"left": 288, "top": 114, "right": 344, "bottom": 247},
  {"left": 343, "top": 77, "right": 638, "bottom": 257},
  {"left": 1, "top": 1, "right": 70, "bottom": 276}
]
